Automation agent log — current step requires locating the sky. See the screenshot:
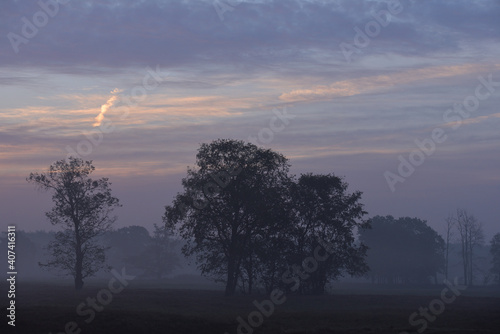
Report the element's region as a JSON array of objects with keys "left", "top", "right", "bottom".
[{"left": 1, "top": 0, "right": 499, "bottom": 240}]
